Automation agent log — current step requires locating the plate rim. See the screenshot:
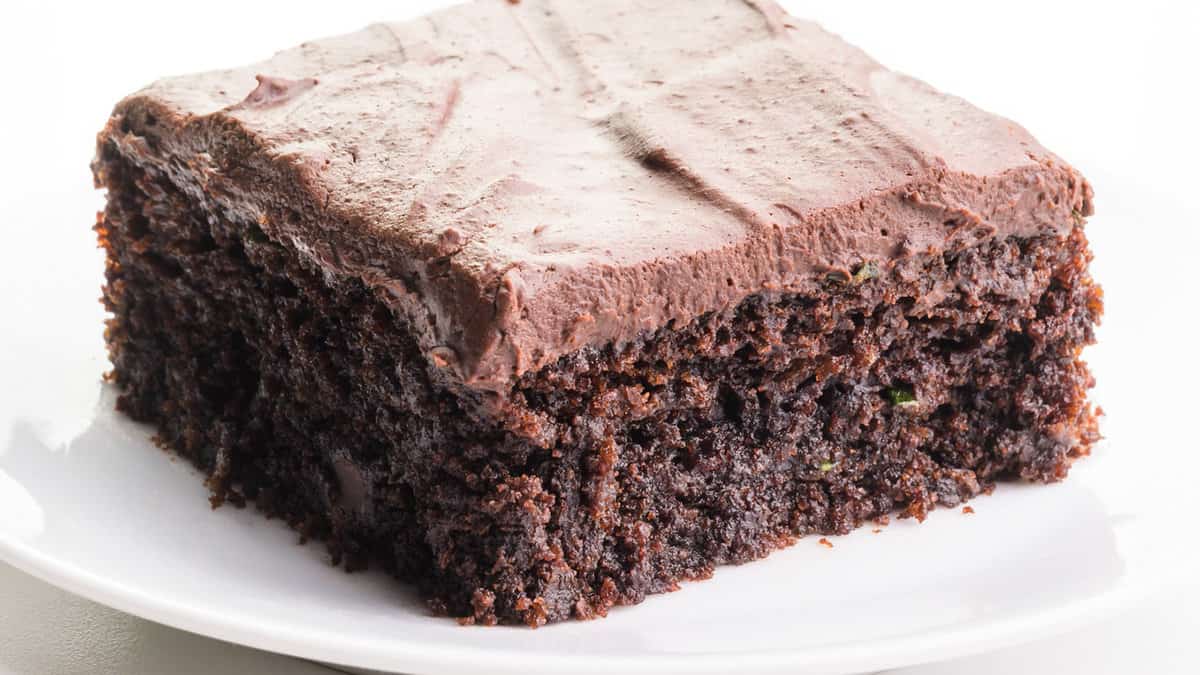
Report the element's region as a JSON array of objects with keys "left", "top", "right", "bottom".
[{"left": 0, "top": 520, "right": 1158, "bottom": 675}]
